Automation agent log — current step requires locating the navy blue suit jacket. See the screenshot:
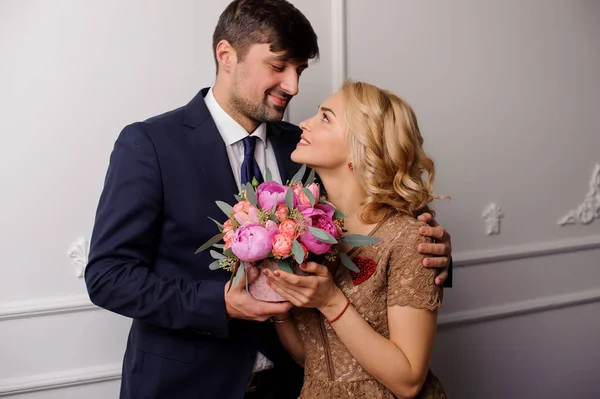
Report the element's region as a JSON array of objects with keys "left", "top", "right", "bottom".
[{"left": 85, "top": 88, "right": 304, "bottom": 399}]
